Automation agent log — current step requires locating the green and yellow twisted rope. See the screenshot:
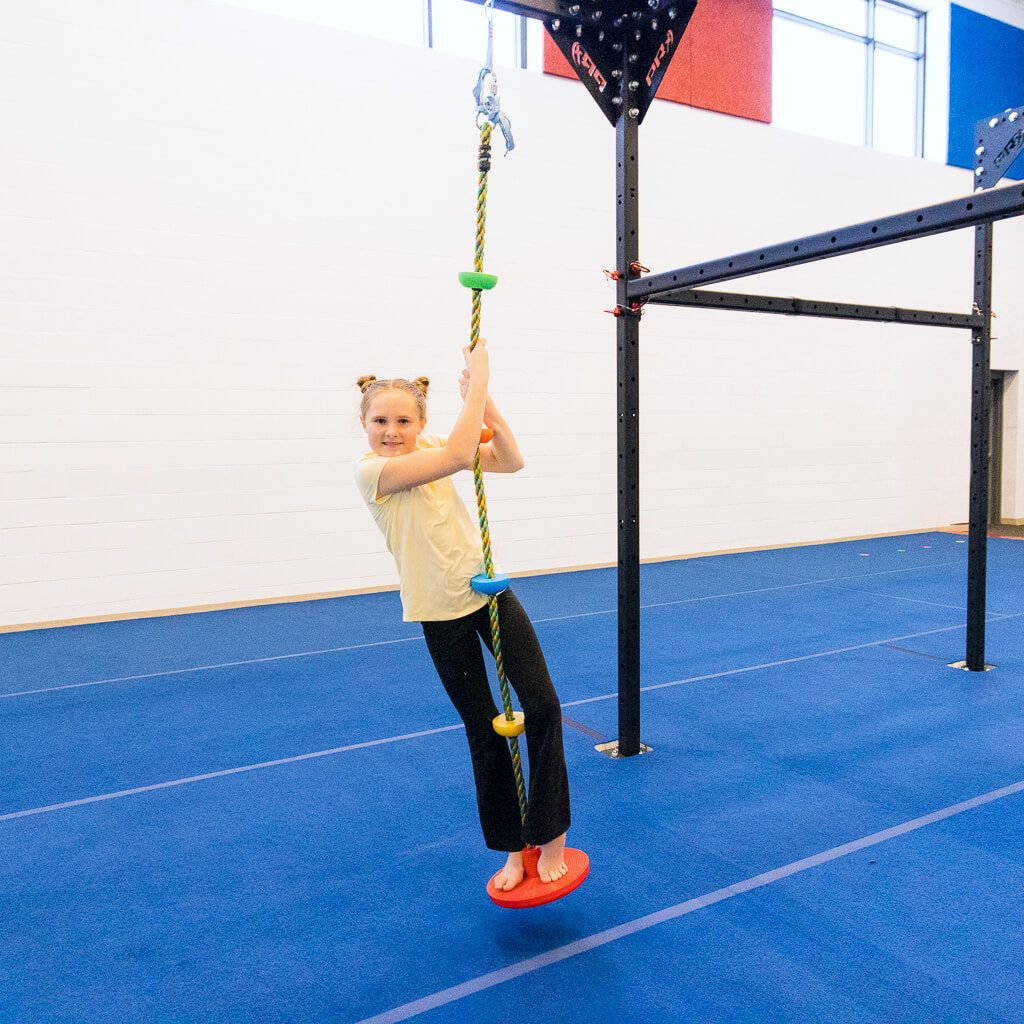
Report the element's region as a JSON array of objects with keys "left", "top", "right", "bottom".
[{"left": 468, "top": 122, "right": 528, "bottom": 825}]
